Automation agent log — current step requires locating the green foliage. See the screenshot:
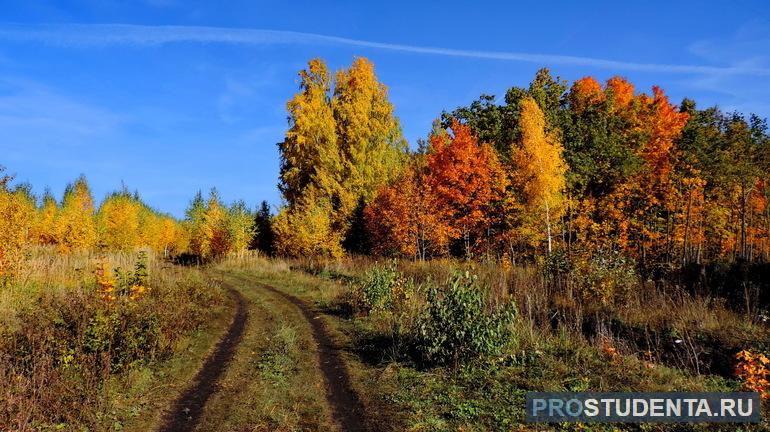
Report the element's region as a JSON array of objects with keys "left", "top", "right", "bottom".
[
  {"left": 356, "top": 260, "right": 401, "bottom": 312},
  {"left": 414, "top": 272, "right": 516, "bottom": 366},
  {"left": 571, "top": 250, "right": 637, "bottom": 306},
  {"left": 132, "top": 251, "right": 148, "bottom": 286},
  {"left": 112, "top": 251, "right": 149, "bottom": 297},
  {"left": 251, "top": 200, "right": 275, "bottom": 255},
  {"left": 0, "top": 253, "right": 224, "bottom": 430},
  {"left": 443, "top": 68, "right": 566, "bottom": 162},
  {"left": 83, "top": 307, "right": 161, "bottom": 373}
]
